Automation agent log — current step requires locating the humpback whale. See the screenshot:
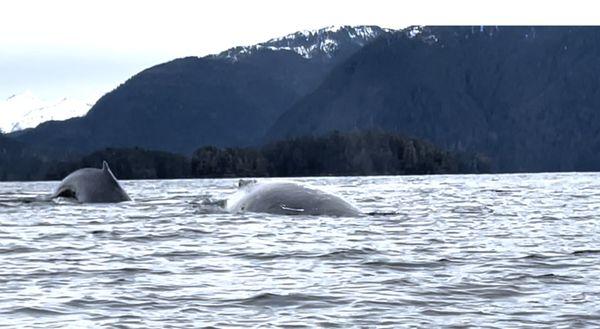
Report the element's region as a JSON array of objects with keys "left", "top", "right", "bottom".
[
  {"left": 51, "top": 161, "right": 131, "bottom": 203},
  {"left": 226, "top": 180, "right": 360, "bottom": 217}
]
